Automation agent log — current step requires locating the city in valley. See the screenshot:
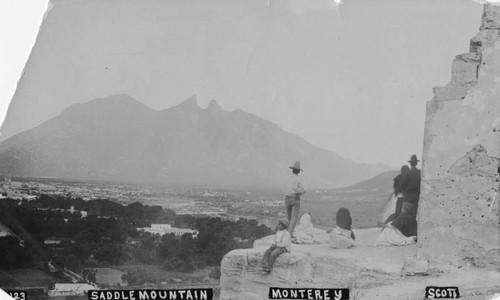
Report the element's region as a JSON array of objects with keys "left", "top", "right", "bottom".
[
  {"left": 0, "top": 175, "right": 392, "bottom": 230},
  {"left": 1, "top": 176, "right": 294, "bottom": 229},
  {"left": 0, "top": 174, "right": 391, "bottom": 299}
]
